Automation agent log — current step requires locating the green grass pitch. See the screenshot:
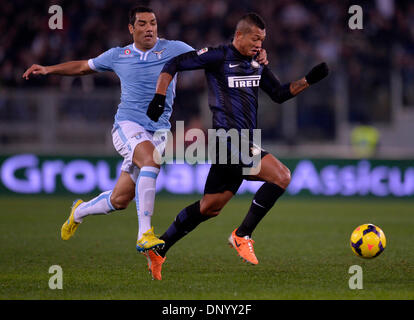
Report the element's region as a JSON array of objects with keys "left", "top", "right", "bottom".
[{"left": 0, "top": 195, "right": 413, "bottom": 300}]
